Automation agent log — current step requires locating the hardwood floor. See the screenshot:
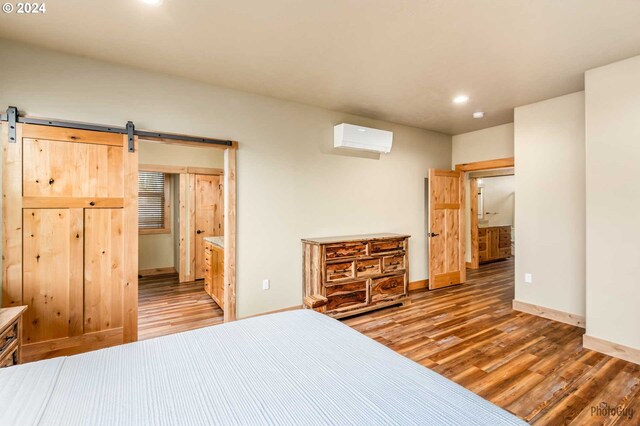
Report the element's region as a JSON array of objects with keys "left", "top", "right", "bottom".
[
  {"left": 344, "top": 258, "right": 640, "bottom": 425},
  {"left": 138, "top": 274, "right": 223, "bottom": 341},
  {"left": 138, "top": 260, "right": 640, "bottom": 425}
]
